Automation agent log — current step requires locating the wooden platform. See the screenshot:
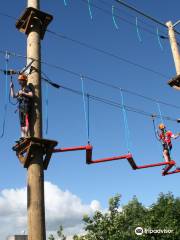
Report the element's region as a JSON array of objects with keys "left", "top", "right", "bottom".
[
  {"left": 12, "top": 137, "right": 58, "bottom": 169},
  {"left": 16, "top": 7, "right": 53, "bottom": 39},
  {"left": 168, "top": 74, "right": 180, "bottom": 90}
]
